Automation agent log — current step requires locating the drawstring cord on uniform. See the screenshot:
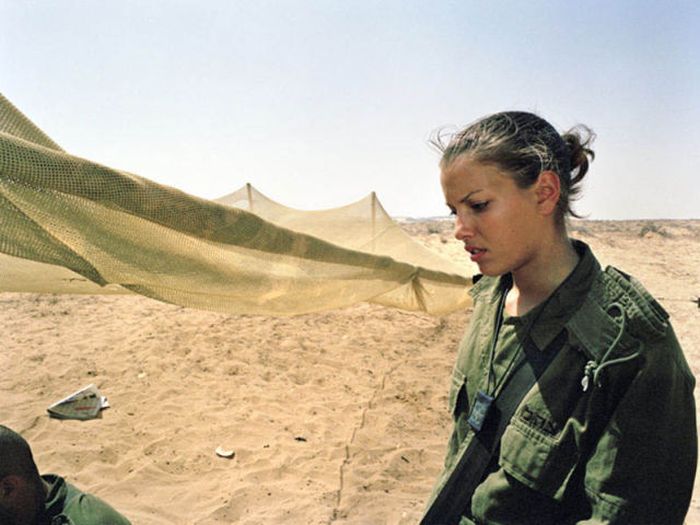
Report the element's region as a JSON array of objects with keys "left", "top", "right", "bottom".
[{"left": 581, "top": 302, "right": 643, "bottom": 392}]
